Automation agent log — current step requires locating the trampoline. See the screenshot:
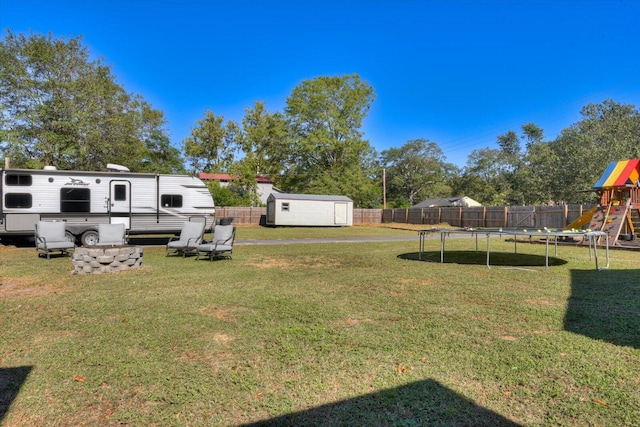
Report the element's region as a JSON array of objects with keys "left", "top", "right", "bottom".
[{"left": 418, "top": 228, "right": 610, "bottom": 271}]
